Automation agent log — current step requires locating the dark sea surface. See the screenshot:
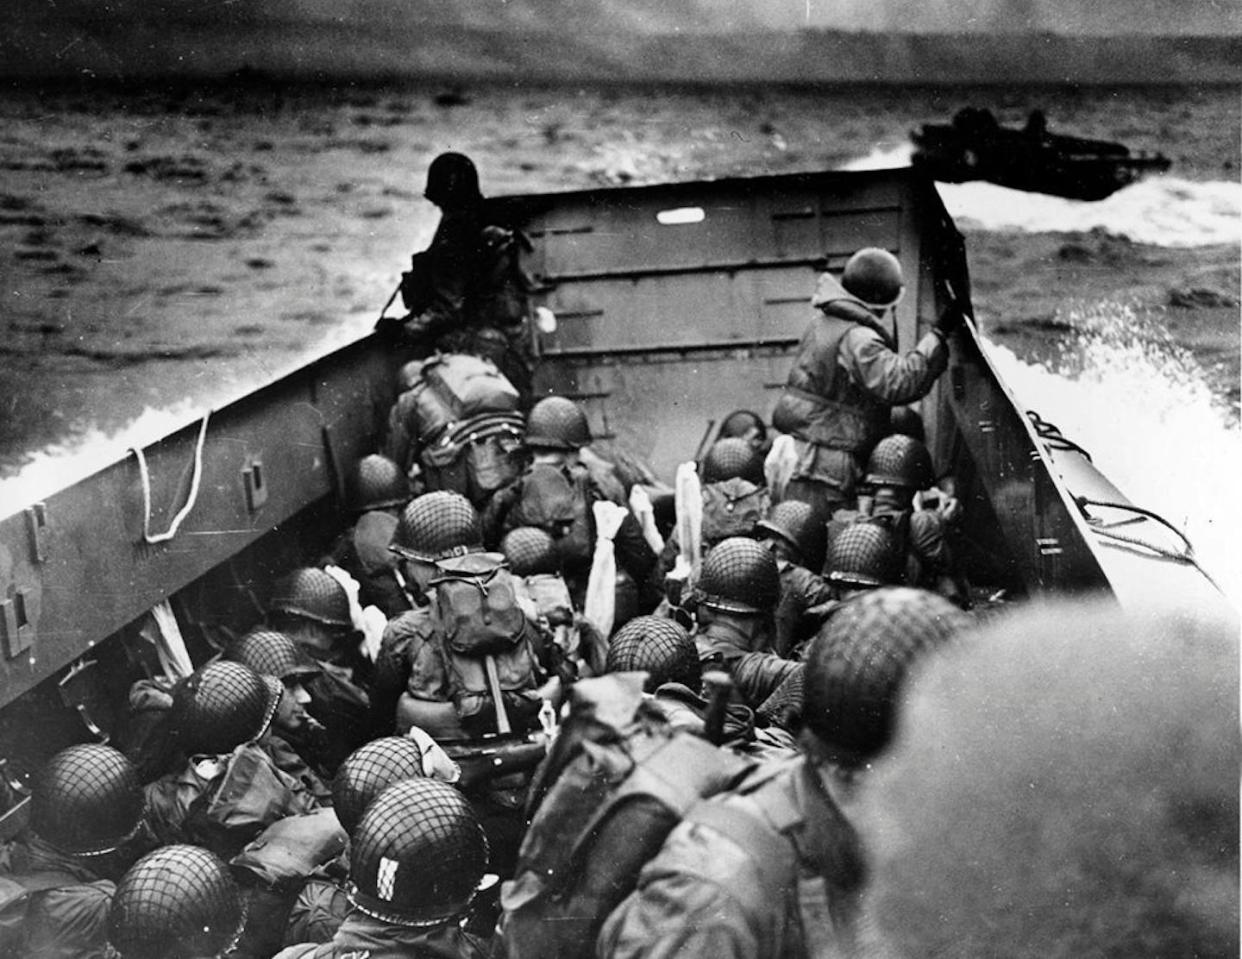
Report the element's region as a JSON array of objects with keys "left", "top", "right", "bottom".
[{"left": 1, "top": 81, "right": 1238, "bottom": 599}]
